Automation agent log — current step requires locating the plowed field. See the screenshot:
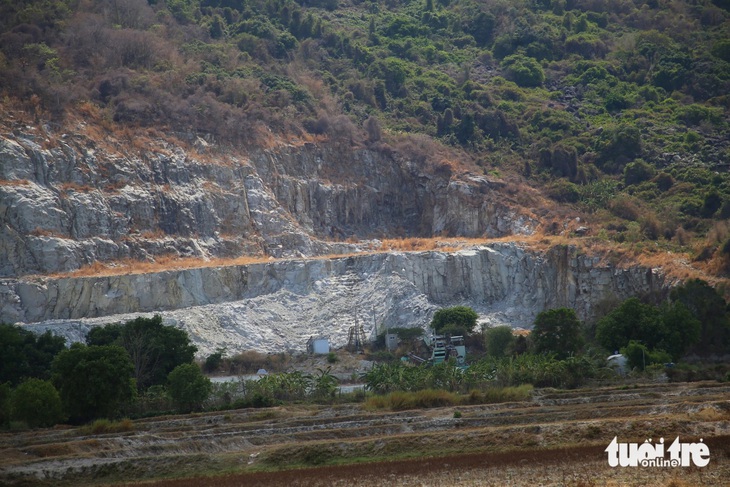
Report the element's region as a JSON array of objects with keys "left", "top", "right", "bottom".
[{"left": 1, "top": 381, "right": 729, "bottom": 486}]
